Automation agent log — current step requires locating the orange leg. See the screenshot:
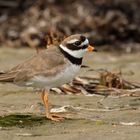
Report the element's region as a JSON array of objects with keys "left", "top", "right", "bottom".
[{"left": 41, "top": 89, "right": 64, "bottom": 121}]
